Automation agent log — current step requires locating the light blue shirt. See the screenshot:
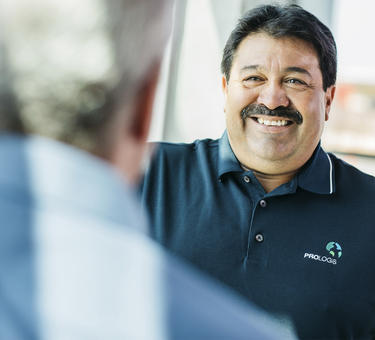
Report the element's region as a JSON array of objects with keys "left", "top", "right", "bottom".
[{"left": 0, "top": 134, "right": 295, "bottom": 339}]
